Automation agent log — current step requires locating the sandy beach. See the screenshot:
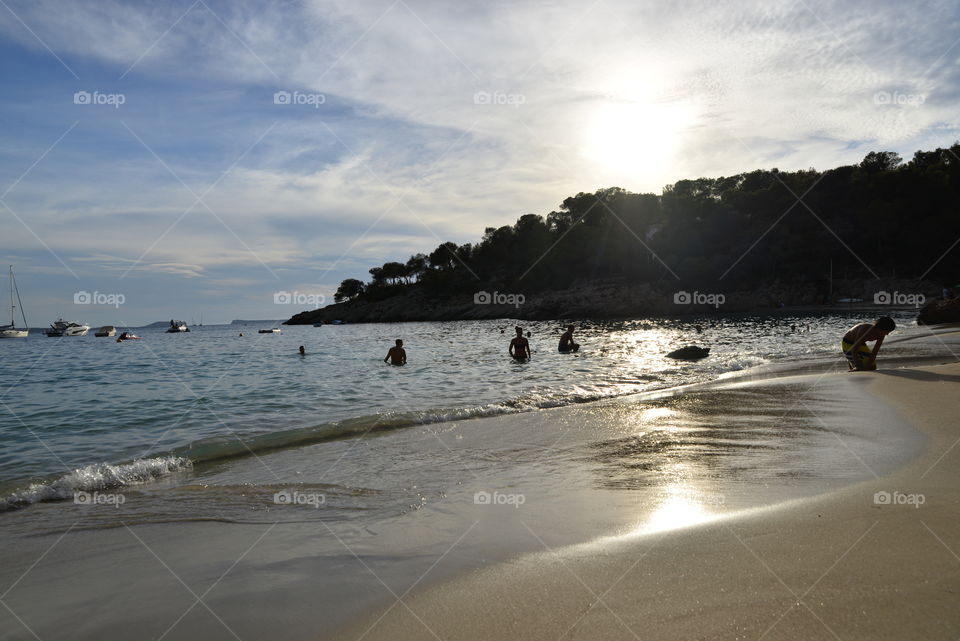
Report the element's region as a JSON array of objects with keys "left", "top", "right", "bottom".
[
  {"left": 1, "top": 327, "right": 956, "bottom": 641},
  {"left": 332, "top": 359, "right": 960, "bottom": 641}
]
